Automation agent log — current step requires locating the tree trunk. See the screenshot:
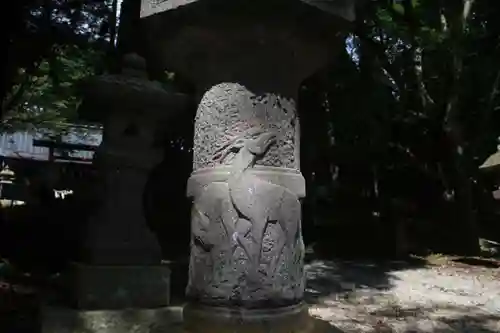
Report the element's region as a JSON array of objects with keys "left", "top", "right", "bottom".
[
  {"left": 0, "top": 2, "right": 28, "bottom": 118},
  {"left": 440, "top": 0, "right": 480, "bottom": 255}
]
